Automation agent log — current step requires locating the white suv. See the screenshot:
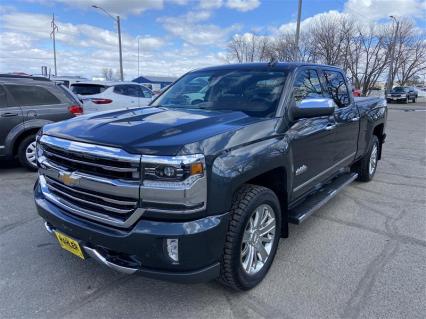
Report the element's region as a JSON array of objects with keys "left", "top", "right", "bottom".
[{"left": 70, "top": 81, "right": 153, "bottom": 114}]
